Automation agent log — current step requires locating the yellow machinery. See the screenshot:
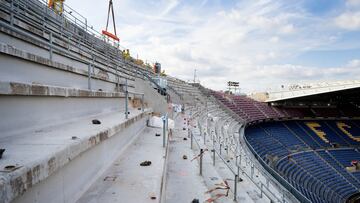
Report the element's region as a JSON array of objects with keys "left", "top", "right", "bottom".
[{"left": 48, "top": 0, "right": 65, "bottom": 15}]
